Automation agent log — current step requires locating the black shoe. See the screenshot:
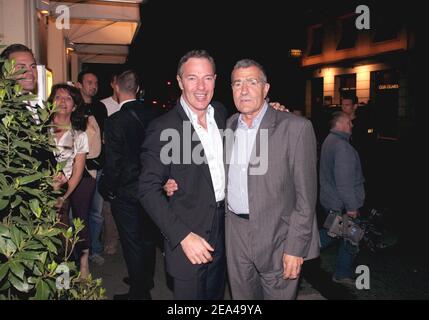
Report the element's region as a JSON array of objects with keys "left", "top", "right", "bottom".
[
  {"left": 123, "top": 277, "right": 130, "bottom": 286},
  {"left": 113, "top": 293, "right": 129, "bottom": 300}
]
